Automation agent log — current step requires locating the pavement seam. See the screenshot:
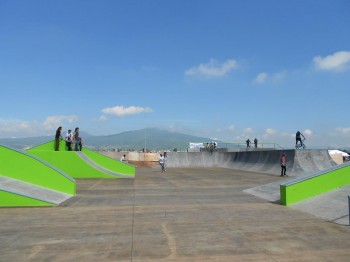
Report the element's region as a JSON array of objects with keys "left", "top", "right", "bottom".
[{"left": 130, "top": 185, "right": 136, "bottom": 261}]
